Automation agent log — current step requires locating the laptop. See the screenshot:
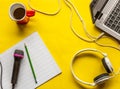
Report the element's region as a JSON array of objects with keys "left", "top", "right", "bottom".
[{"left": 90, "top": 0, "right": 120, "bottom": 41}]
